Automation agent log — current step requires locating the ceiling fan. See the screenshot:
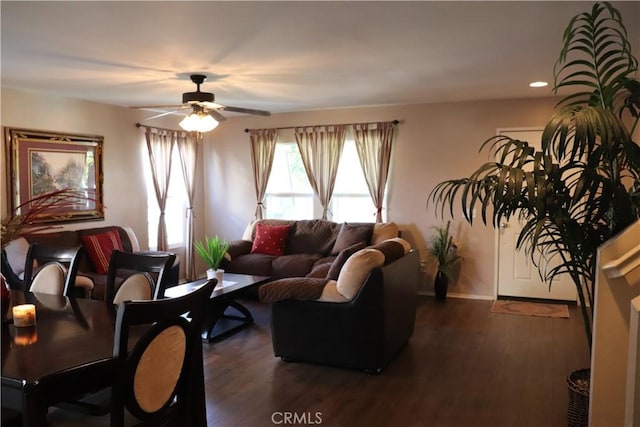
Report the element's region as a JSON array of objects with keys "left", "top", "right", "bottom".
[{"left": 132, "top": 74, "right": 271, "bottom": 131}]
